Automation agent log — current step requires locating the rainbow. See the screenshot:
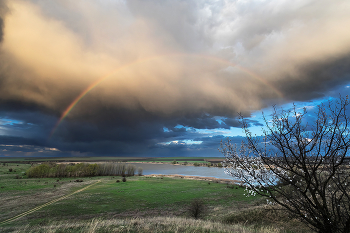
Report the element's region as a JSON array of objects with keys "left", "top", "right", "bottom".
[{"left": 49, "top": 53, "right": 283, "bottom": 138}]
